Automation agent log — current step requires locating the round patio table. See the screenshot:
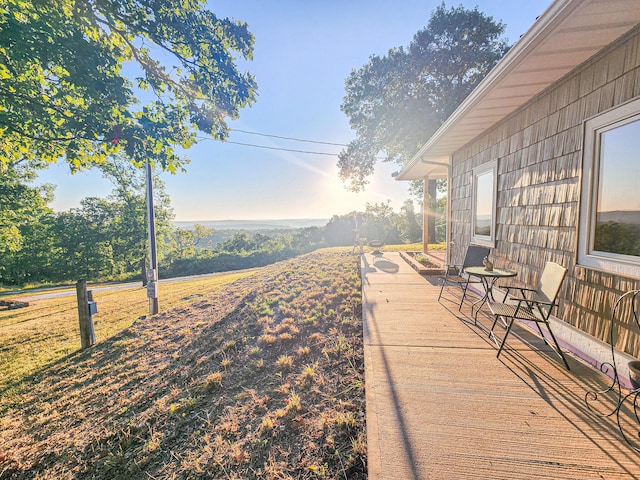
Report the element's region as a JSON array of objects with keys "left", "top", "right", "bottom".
[{"left": 464, "top": 266, "right": 517, "bottom": 322}]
